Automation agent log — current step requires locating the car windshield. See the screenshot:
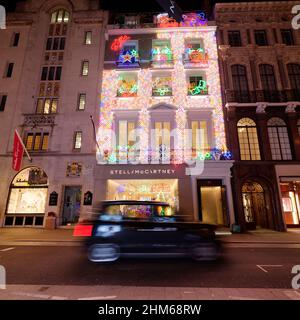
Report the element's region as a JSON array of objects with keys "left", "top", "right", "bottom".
[{"left": 102, "top": 204, "right": 173, "bottom": 219}]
